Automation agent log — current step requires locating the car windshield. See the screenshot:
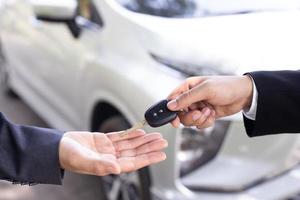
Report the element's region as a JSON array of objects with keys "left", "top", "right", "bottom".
[{"left": 117, "top": 0, "right": 300, "bottom": 18}]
